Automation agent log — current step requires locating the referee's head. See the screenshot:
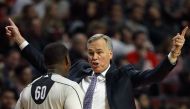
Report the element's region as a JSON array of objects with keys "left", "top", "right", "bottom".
[{"left": 43, "top": 42, "right": 70, "bottom": 76}]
